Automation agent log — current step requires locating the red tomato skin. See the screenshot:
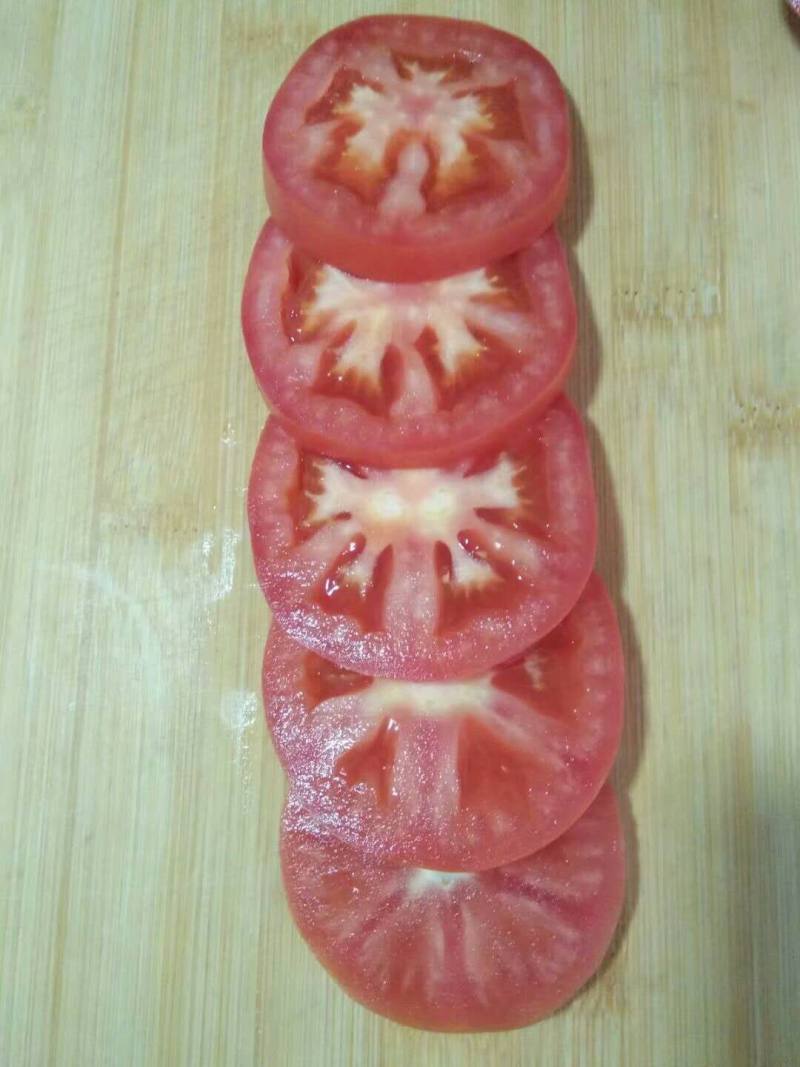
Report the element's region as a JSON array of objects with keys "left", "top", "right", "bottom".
[
  {"left": 262, "top": 15, "right": 571, "bottom": 282},
  {"left": 262, "top": 159, "right": 570, "bottom": 284},
  {"left": 248, "top": 397, "right": 597, "bottom": 681},
  {"left": 280, "top": 784, "right": 626, "bottom": 1032},
  {"left": 263, "top": 574, "right": 624, "bottom": 871},
  {"left": 242, "top": 221, "right": 576, "bottom": 469}
]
